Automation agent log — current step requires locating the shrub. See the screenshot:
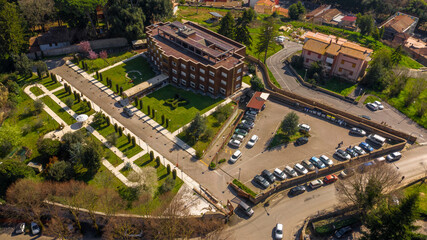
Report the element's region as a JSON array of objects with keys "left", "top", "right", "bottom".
[
  {"left": 64, "top": 97, "right": 74, "bottom": 108},
  {"left": 107, "top": 133, "right": 118, "bottom": 146},
  {"left": 195, "top": 149, "right": 203, "bottom": 159},
  {"left": 209, "top": 162, "right": 216, "bottom": 169},
  {"left": 161, "top": 178, "right": 175, "bottom": 193},
  {"left": 232, "top": 179, "right": 257, "bottom": 197},
  {"left": 33, "top": 99, "right": 44, "bottom": 114},
  {"left": 218, "top": 158, "right": 226, "bottom": 164},
  {"left": 248, "top": 63, "right": 256, "bottom": 74}
]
